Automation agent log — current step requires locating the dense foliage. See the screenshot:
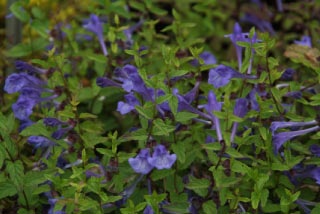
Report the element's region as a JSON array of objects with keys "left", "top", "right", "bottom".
[{"left": 1, "top": 0, "right": 320, "bottom": 213}]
